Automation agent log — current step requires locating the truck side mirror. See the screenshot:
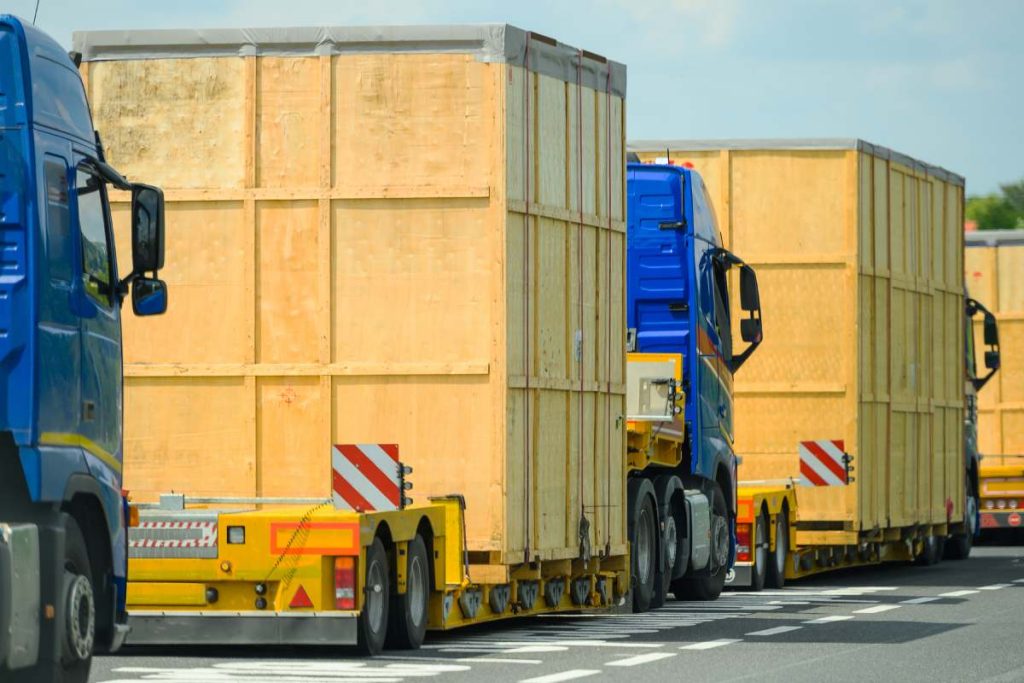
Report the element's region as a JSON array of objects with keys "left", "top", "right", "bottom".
[
  {"left": 132, "top": 183, "right": 165, "bottom": 273},
  {"left": 740, "top": 265, "right": 760, "bottom": 312},
  {"left": 985, "top": 350, "right": 1000, "bottom": 371},
  {"left": 983, "top": 312, "right": 999, "bottom": 346},
  {"left": 132, "top": 277, "right": 167, "bottom": 316},
  {"left": 741, "top": 317, "right": 762, "bottom": 344}
]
